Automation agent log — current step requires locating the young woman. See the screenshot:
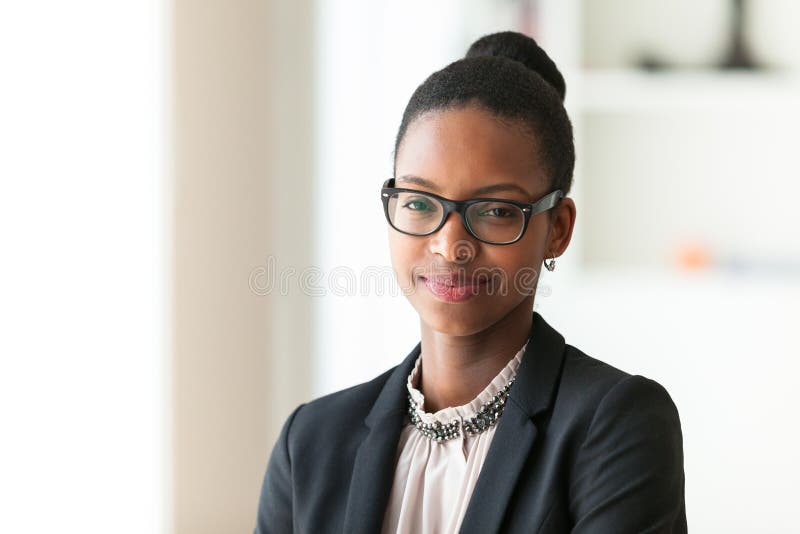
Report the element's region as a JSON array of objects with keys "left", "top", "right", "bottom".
[{"left": 255, "top": 31, "right": 687, "bottom": 534}]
